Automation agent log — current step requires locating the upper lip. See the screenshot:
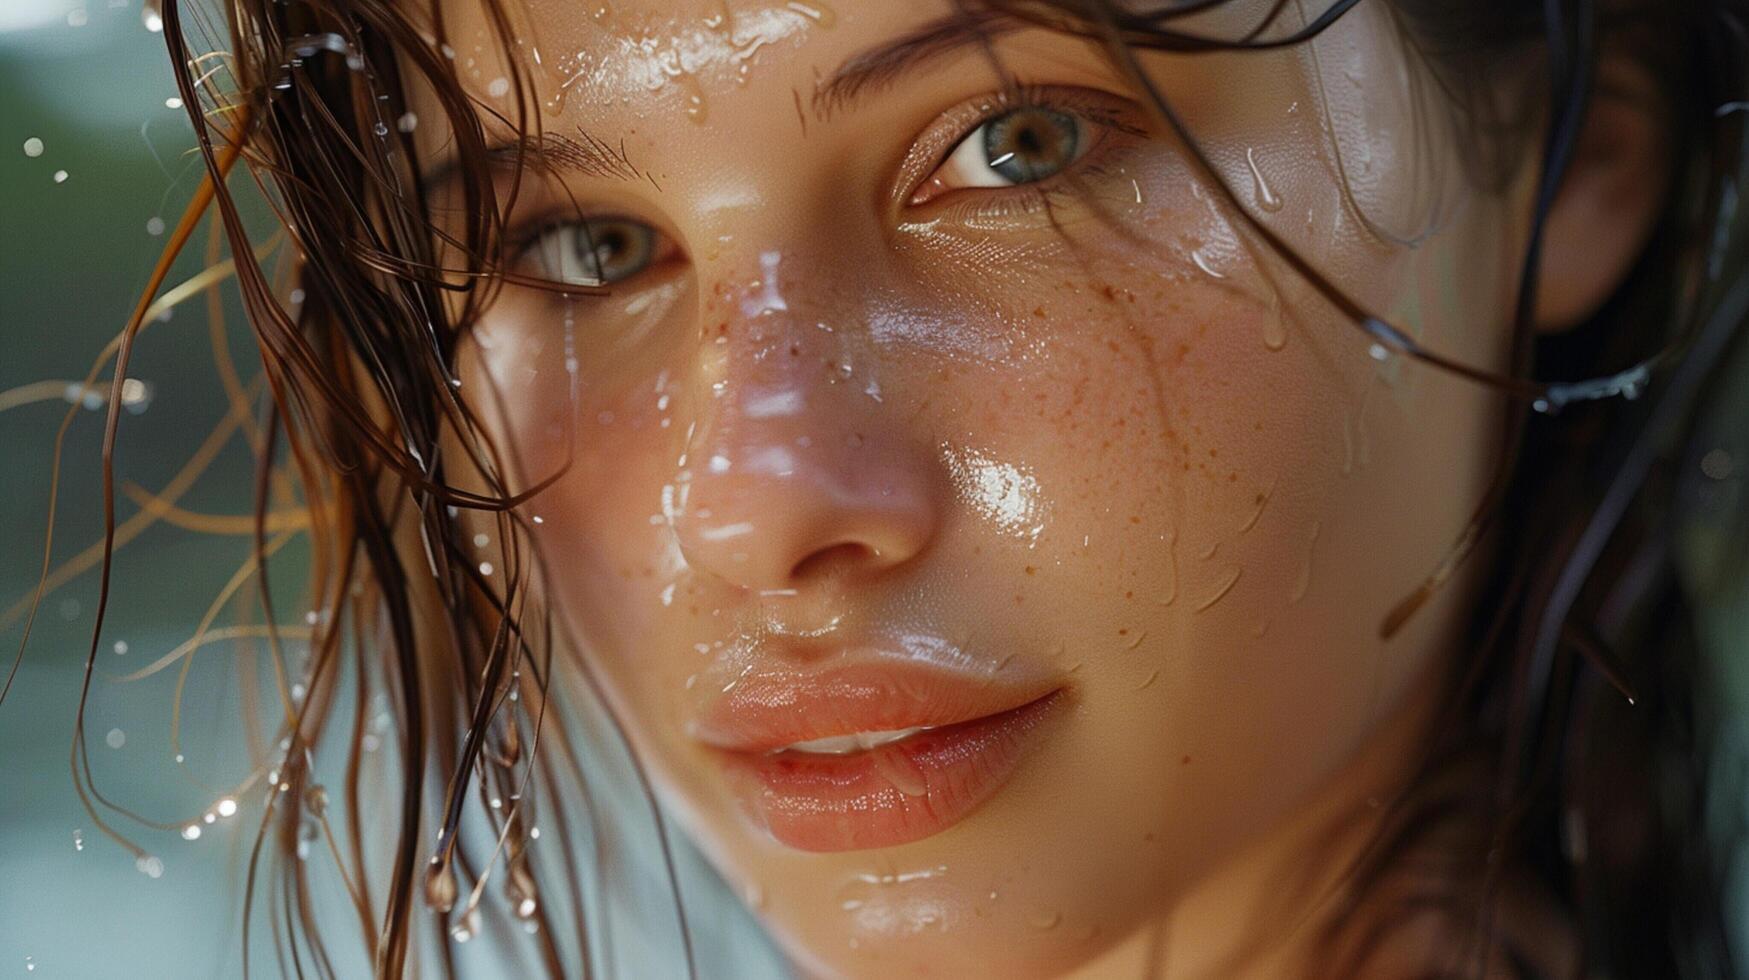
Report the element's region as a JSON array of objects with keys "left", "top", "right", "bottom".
[{"left": 688, "top": 637, "right": 1062, "bottom": 754}]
